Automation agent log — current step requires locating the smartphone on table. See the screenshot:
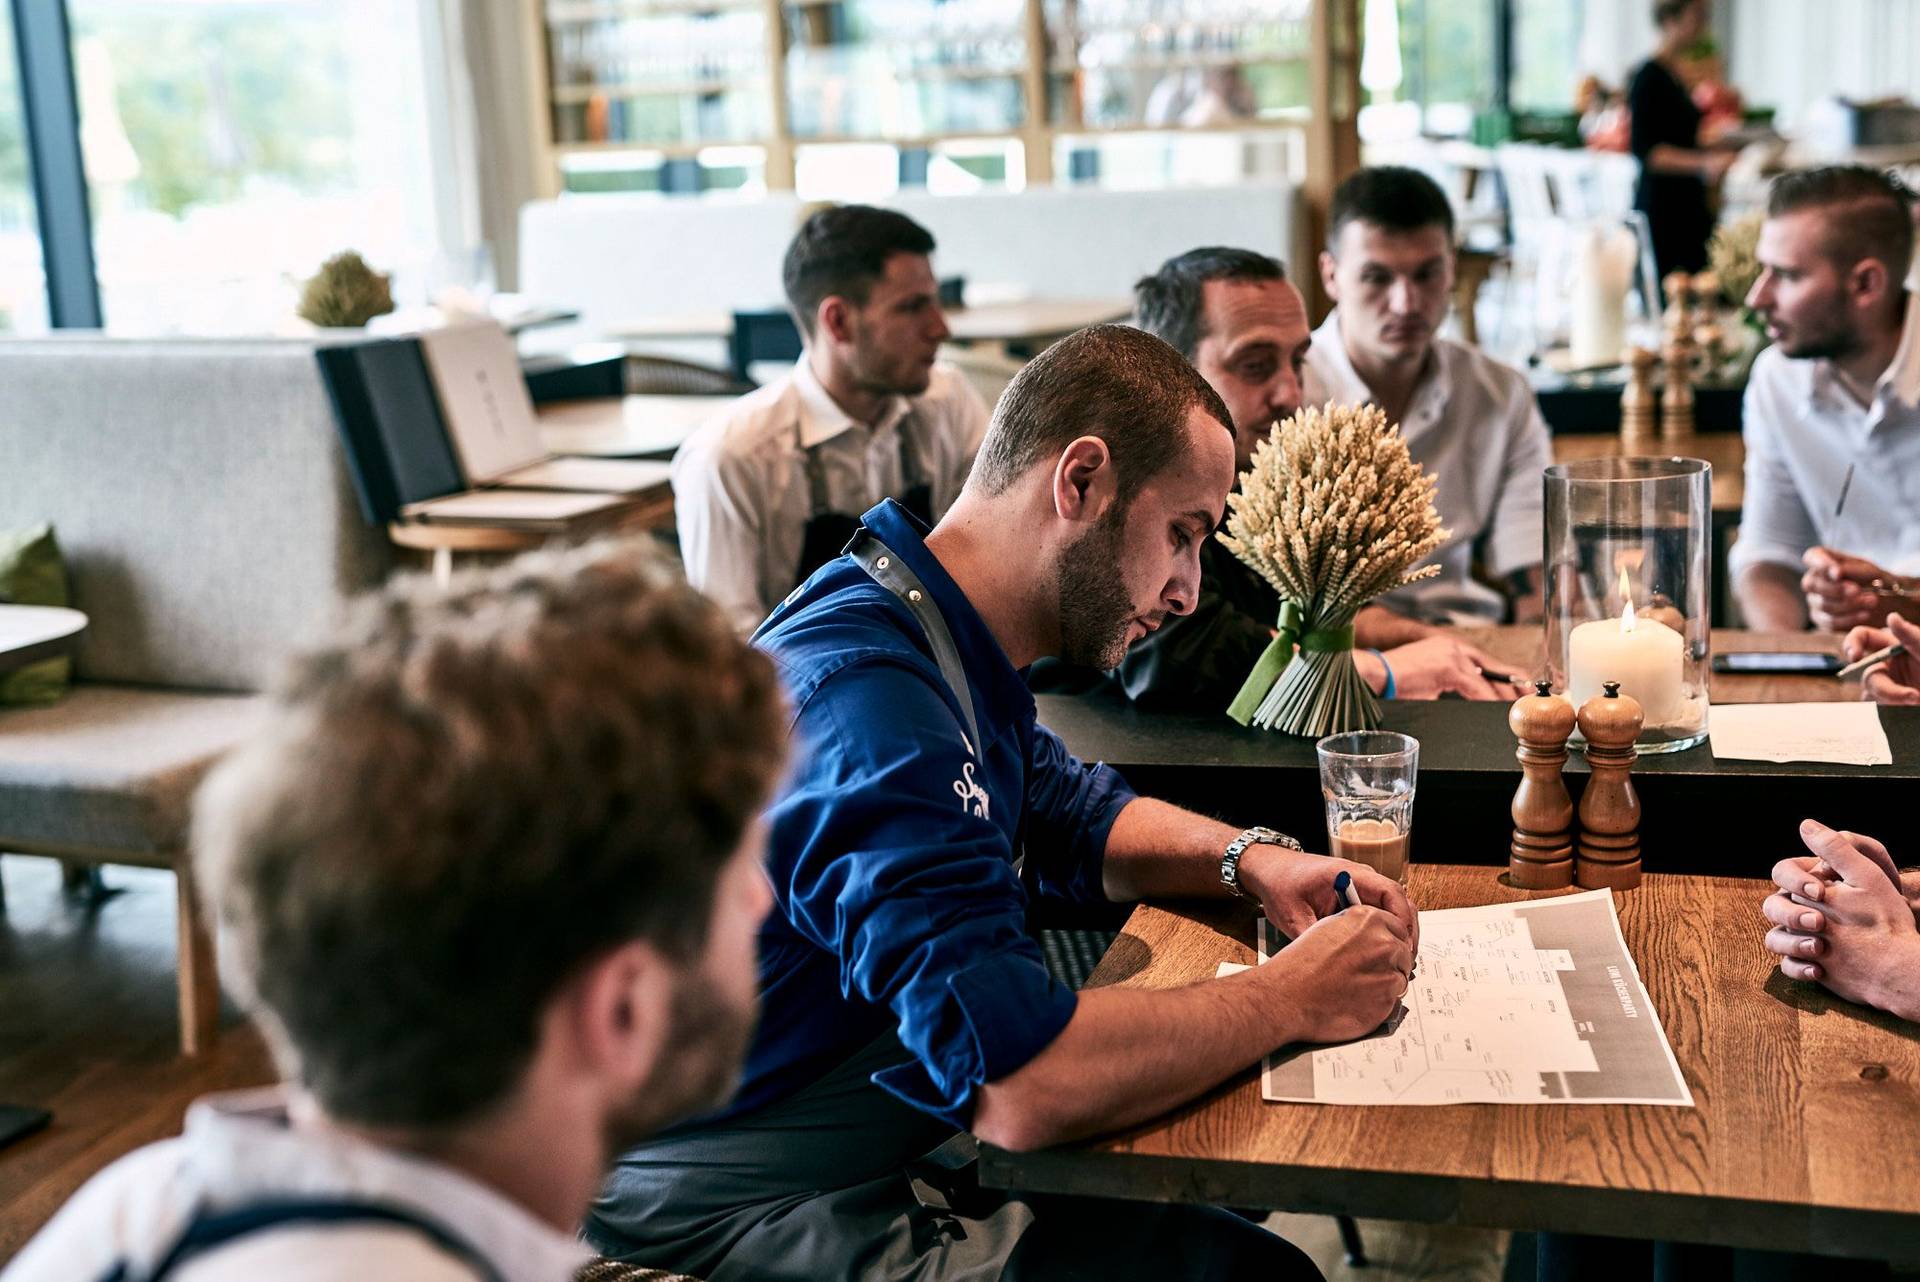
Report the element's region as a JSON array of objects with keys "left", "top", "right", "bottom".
[{"left": 1710, "top": 651, "right": 1843, "bottom": 676}]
